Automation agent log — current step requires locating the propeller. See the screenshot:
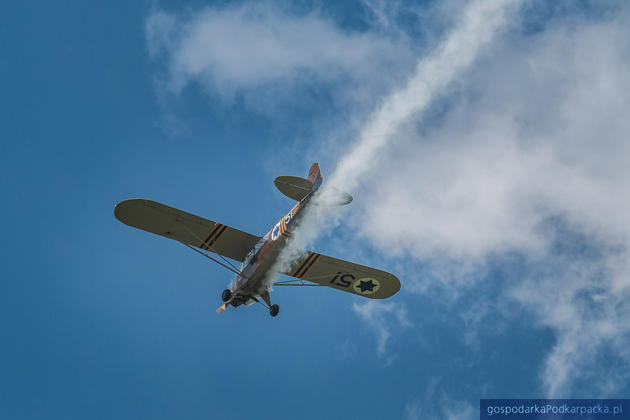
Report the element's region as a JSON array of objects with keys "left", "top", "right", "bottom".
[{"left": 217, "top": 303, "right": 228, "bottom": 314}]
